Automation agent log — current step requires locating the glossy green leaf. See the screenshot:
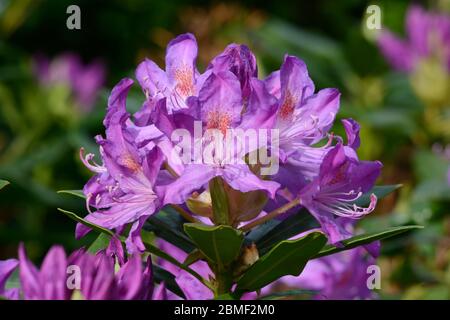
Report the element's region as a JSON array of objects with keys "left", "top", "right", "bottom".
[
  {"left": 57, "top": 208, "right": 114, "bottom": 236},
  {"left": 355, "top": 184, "right": 402, "bottom": 207},
  {"left": 236, "top": 232, "right": 327, "bottom": 292},
  {"left": 57, "top": 189, "right": 85, "bottom": 199},
  {"left": 0, "top": 180, "right": 10, "bottom": 190},
  {"left": 184, "top": 223, "right": 244, "bottom": 268},
  {"left": 313, "top": 225, "right": 423, "bottom": 259},
  {"left": 250, "top": 209, "right": 318, "bottom": 255}
]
